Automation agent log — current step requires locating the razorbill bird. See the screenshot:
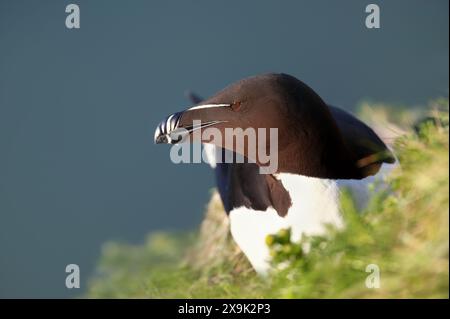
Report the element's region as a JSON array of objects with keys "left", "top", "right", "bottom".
[{"left": 154, "top": 73, "right": 395, "bottom": 274}]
